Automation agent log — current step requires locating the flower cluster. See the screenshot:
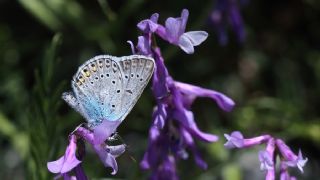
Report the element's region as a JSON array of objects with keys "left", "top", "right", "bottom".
[
  {"left": 209, "top": 0, "right": 247, "bottom": 45},
  {"left": 47, "top": 121, "right": 126, "bottom": 179},
  {"left": 128, "top": 9, "right": 235, "bottom": 179},
  {"left": 224, "top": 131, "right": 308, "bottom": 180}
]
